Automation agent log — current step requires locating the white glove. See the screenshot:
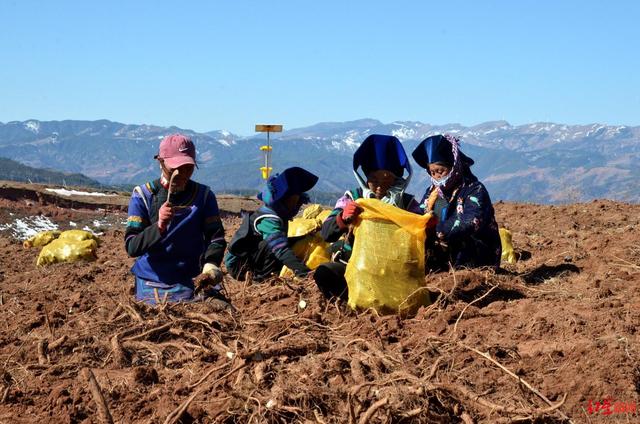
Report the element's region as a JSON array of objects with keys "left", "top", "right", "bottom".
[{"left": 202, "top": 263, "right": 224, "bottom": 285}]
